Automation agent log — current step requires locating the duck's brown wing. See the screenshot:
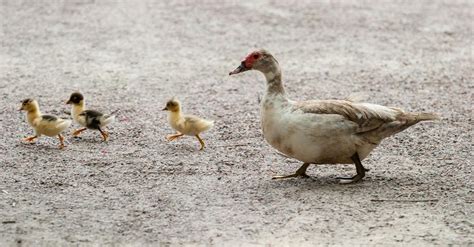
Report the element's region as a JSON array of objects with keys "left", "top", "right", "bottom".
[
  {"left": 292, "top": 99, "right": 408, "bottom": 140},
  {"left": 293, "top": 99, "right": 437, "bottom": 142},
  {"left": 295, "top": 99, "right": 400, "bottom": 124}
]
